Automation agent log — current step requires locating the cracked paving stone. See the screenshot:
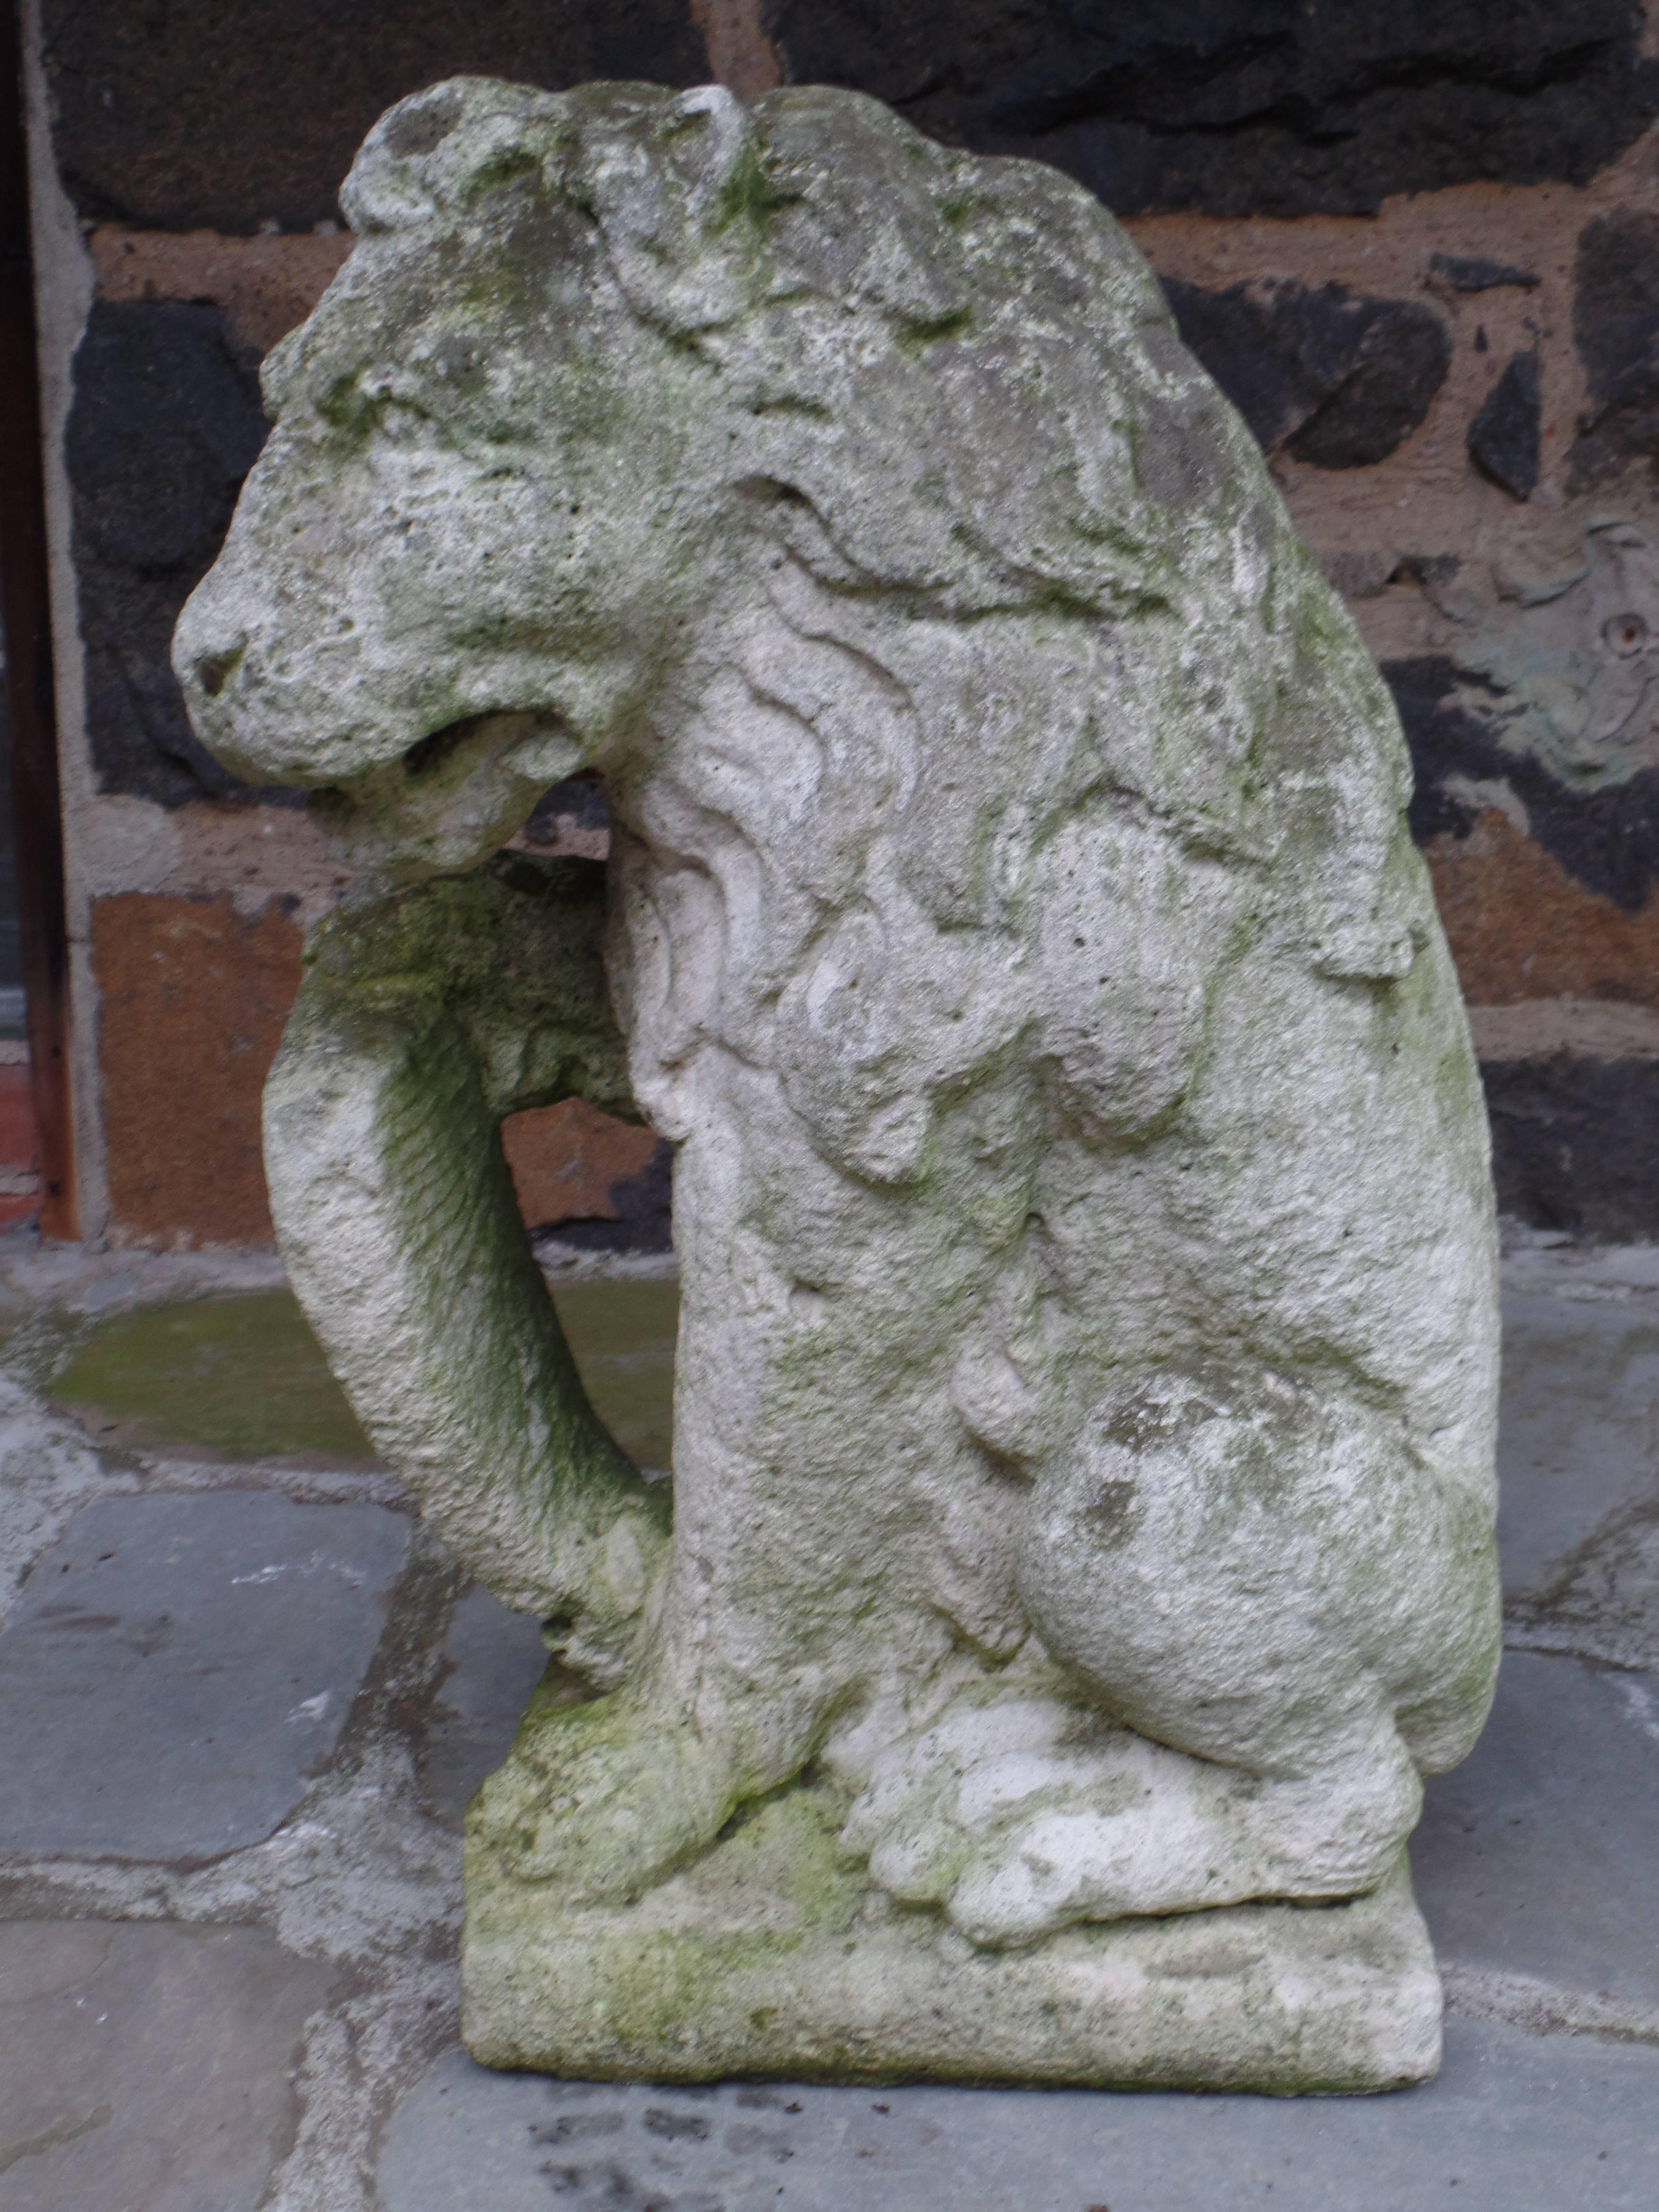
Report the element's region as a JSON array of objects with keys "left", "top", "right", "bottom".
[
  {"left": 376, "top": 2025, "right": 1659, "bottom": 2212},
  {"left": 1495, "top": 1295, "right": 1659, "bottom": 1601},
  {"left": 1413, "top": 1650, "right": 1659, "bottom": 2010},
  {"left": 0, "top": 1919, "right": 332, "bottom": 2212},
  {"left": 0, "top": 1491, "right": 408, "bottom": 1860},
  {"left": 422, "top": 1584, "right": 557, "bottom": 1828}
]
